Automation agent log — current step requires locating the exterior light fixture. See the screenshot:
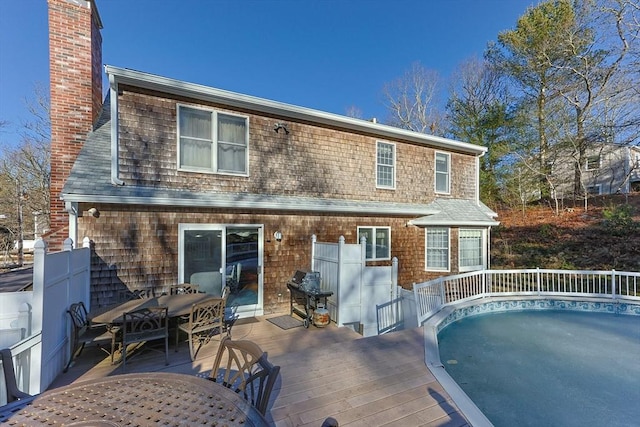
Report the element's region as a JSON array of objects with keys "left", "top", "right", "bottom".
[
  {"left": 87, "top": 207, "right": 100, "bottom": 218},
  {"left": 273, "top": 231, "right": 283, "bottom": 242}
]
